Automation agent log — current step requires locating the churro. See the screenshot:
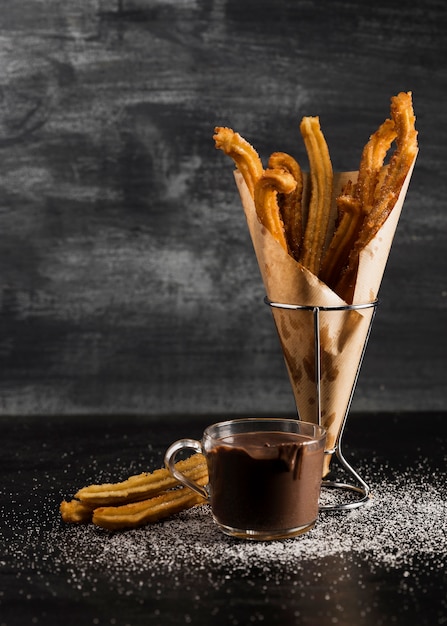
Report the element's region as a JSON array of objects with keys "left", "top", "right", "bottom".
[
  {"left": 298, "top": 116, "right": 334, "bottom": 276},
  {"left": 75, "top": 453, "right": 207, "bottom": 507},
  {"left": 267, "top": 152, "right": 304, "bottom": 260},
  {"left": 253, "top": 167, "right": 297, "bottom": 252},
  {"left": 320, "top": 192, "right": 362, "bottom": 288},
  {"left": 213, "top": 126, "right": 263, "bottom": 197},
  {"left": 60, "top": 498, "right": 94, "bottom": 524},
  {"left": 335, "top": 91, "right": 417, "bottom": 301},
  {"left": 60, "top": 453, "right": 208, "bottom": 529},
  {"left": 354, "top": 117, "right": 397, "bottom": 215},
  {"left": 321, "top": 118, "right": 397, "bottom": 289},
  {"left": 92, "top": 477, "right": 208, "bottom": 531},
  {"left": 360, "top": 91, "right": 417, "bottom": 245}
]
